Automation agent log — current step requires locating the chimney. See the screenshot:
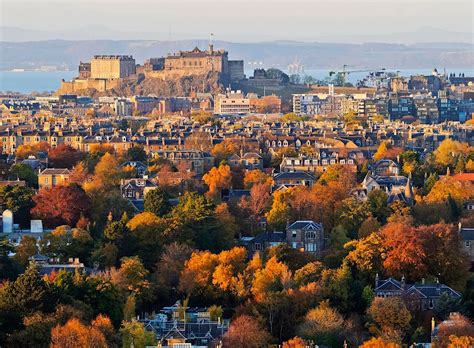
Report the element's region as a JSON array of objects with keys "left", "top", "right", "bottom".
[
  {"left": 422, "top": 278, "right": 425, "bottom": 285},
  {"left": 375, "top": 273, "right": 379, "bottom": 288}
]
